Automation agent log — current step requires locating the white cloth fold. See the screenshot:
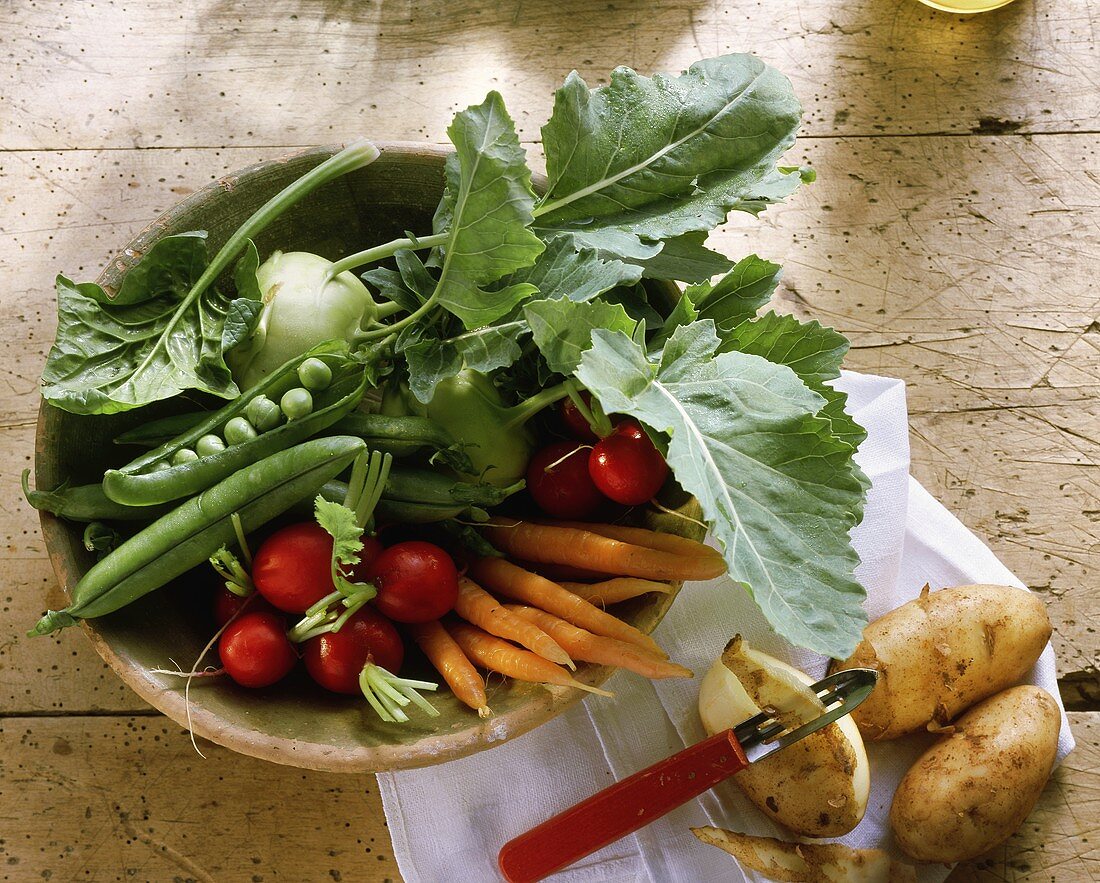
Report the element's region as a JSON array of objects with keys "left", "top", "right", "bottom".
[{"left": 379, "top": 371, "right": 1075, "bottom": 883}]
